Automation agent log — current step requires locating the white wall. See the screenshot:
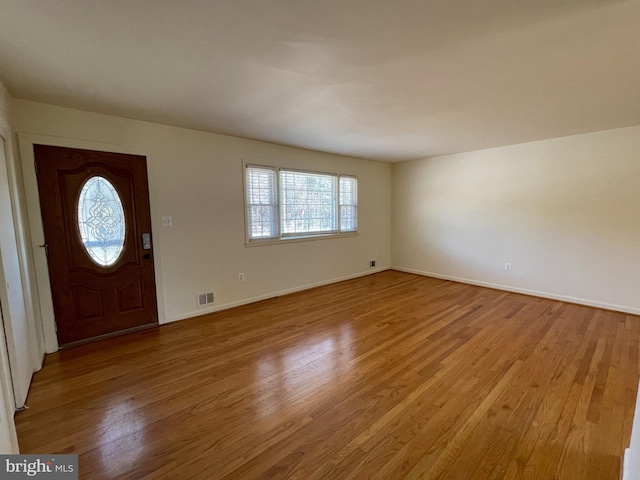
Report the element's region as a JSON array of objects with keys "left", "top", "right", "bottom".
[
  {"left": 392, "top": 125, "right": 640, "bottom": 313},
  {"left": 11, "top": 100, "right": 392, "bottom": 339},
  {"left": 0, "top": 81, "right": 20, "bottom": 453}
]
